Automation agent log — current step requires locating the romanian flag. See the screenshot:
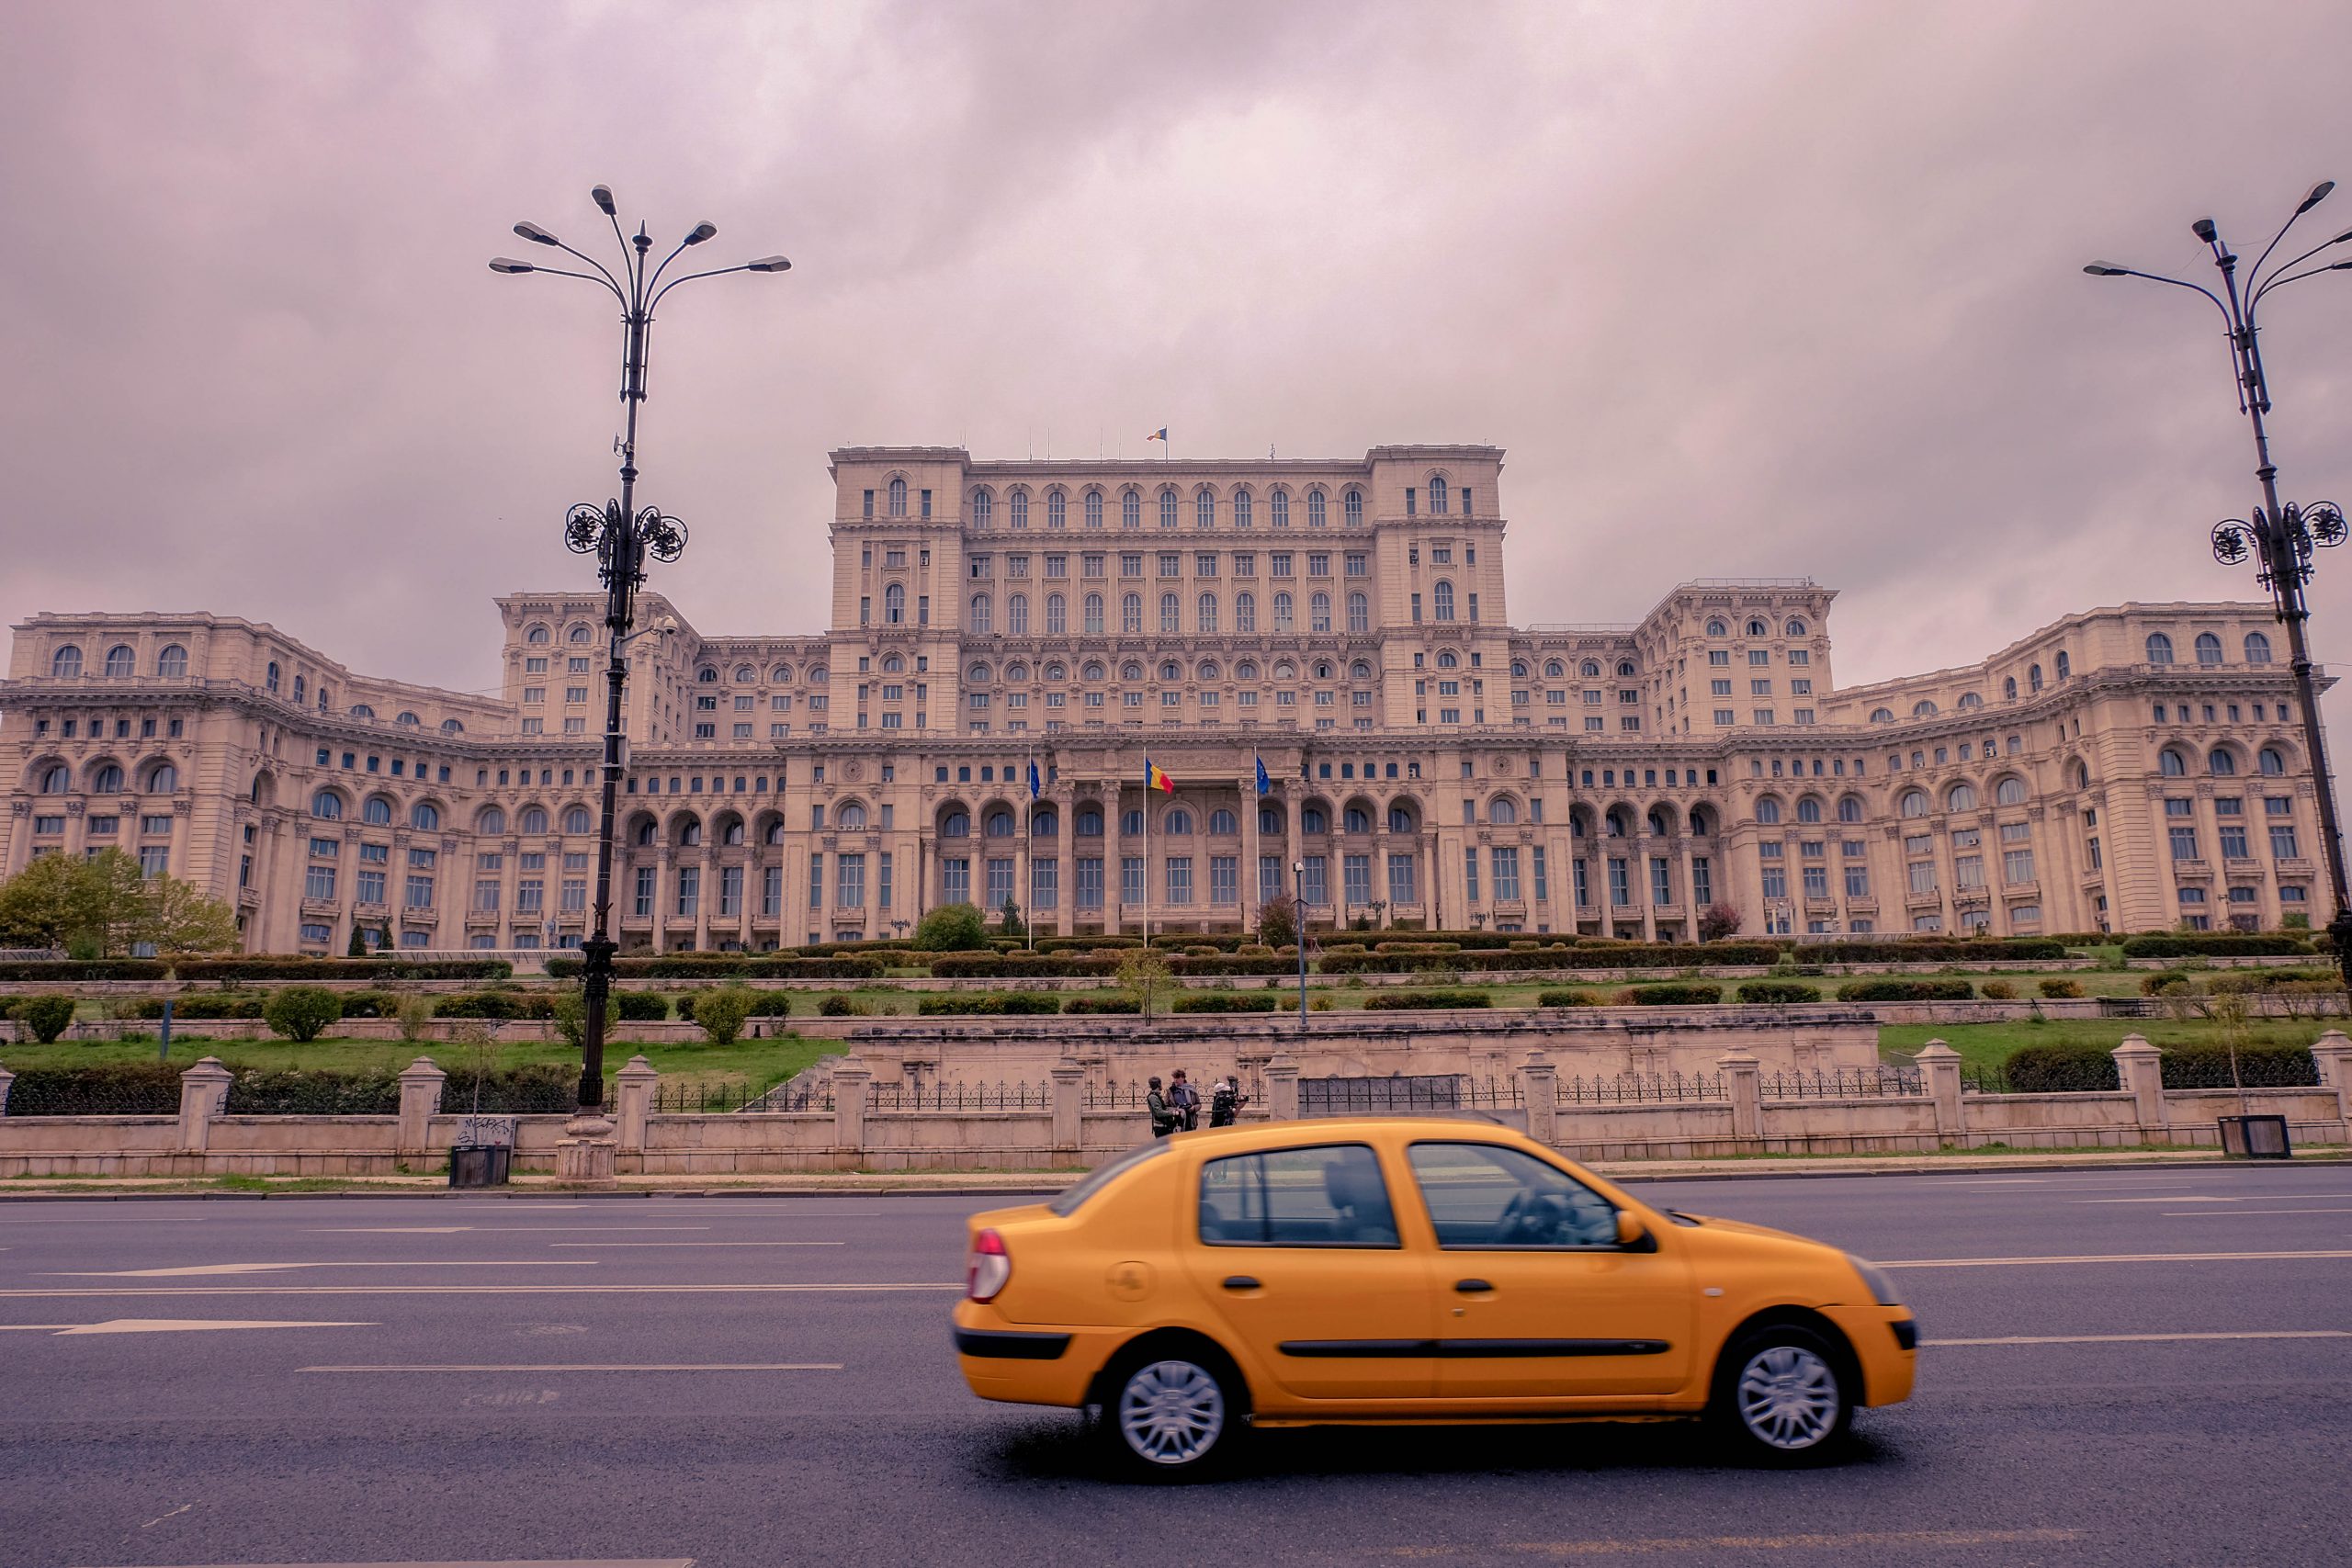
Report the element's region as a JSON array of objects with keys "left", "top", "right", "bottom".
[
  {"left": 1145, "top": 760, "right": 1175, "bottom": 794},
  {"left": 1146, "top": 427, "right": 1167, "bottom": 443}
]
